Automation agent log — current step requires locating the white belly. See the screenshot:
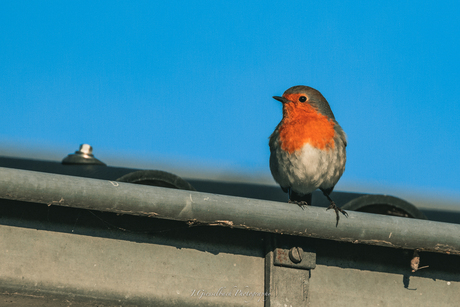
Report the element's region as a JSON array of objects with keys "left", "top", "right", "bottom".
[{"left": 270, "top": 137, "right": 346, "bottom": 195}]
